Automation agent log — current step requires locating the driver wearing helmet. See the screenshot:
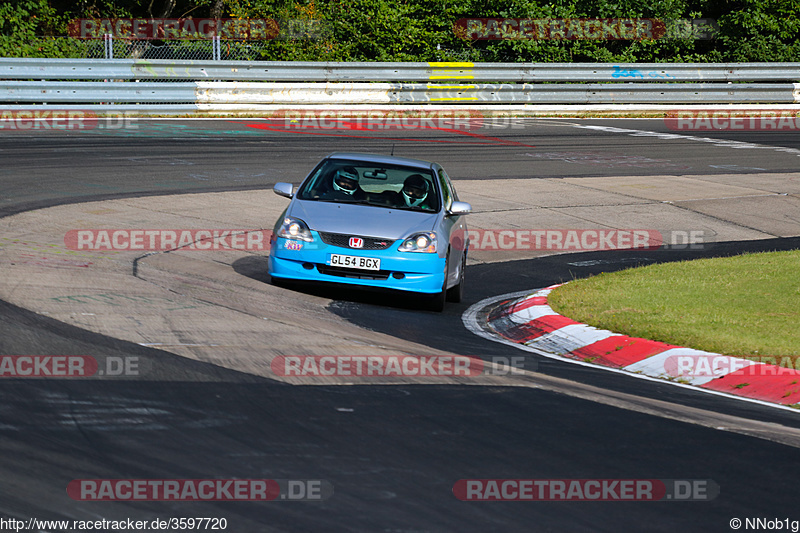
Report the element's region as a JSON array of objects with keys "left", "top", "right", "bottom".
[
  {"left": 328, "top": 166, "right": 366, "bottom": 200},
  {"left": 400, "top": 174, "right": 434, "bottom": 210}
]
